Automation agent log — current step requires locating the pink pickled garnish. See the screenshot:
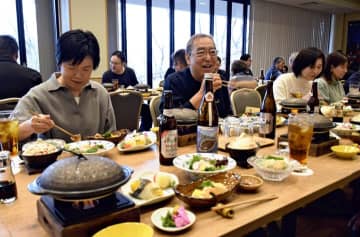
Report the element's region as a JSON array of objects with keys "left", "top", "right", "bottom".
[{"left": 173, "top": 206, "right": 190, "bottom": 227}]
